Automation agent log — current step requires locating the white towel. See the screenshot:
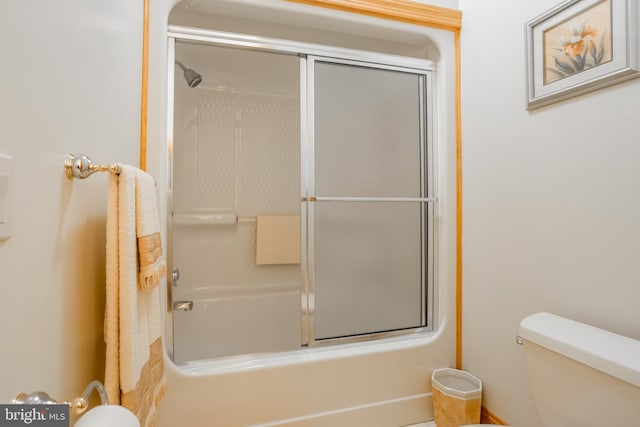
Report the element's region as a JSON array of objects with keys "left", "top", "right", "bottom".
[
  {"left": 135, "top": 168, "right": 166, "bottom": 290},
  {"left": 105, "top": 165, "right": 166, "bottom": 427}
]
